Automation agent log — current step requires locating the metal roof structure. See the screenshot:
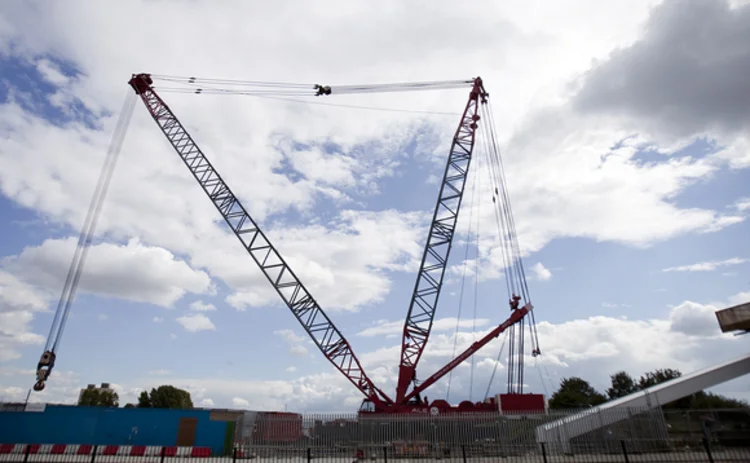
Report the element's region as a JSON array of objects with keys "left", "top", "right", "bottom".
[
  {"left": 716, "top": 301, "right": 750, "bottom": 335},
  {"left": 535, "top": 353, "right": 750, "bottom": 450}
]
